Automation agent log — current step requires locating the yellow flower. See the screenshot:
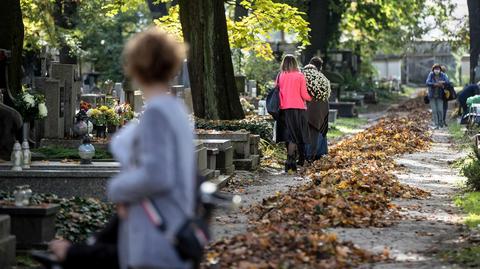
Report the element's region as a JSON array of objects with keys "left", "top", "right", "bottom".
[{"left": 99, "top": 105, "right": 109, "bottom": 112}]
